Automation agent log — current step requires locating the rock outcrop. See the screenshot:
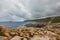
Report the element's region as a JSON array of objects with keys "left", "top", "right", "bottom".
[{"left": 0, "top": 24, "right": 60, "bottom": 40}]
